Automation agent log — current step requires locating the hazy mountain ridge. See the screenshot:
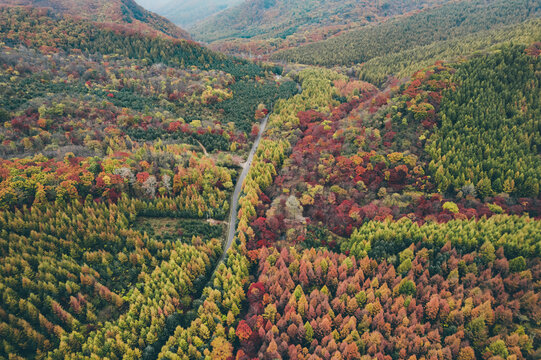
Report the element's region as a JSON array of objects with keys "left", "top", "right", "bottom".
[{"left": 140, "top": 0, "right": 244, "bottom": 27}]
